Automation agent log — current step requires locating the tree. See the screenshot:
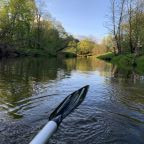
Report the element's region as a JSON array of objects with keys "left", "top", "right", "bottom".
[
  {"left": 0, "top": 0, "right": 72, "bottom": 56},
  {"left": 0, "top": 0, "right": 35, "bottom": 46},
  {"left": 109, "top": 0, "right": 144, "bottom": 55},
  {"left": 110, "top": 0, "right": 126, "bottom": 54},
  {"left": 101, "top": 35, "right": 114, "bottom": 52},
  {"left": 77, "top": 39, "right": 96, "bottom": 55}
]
